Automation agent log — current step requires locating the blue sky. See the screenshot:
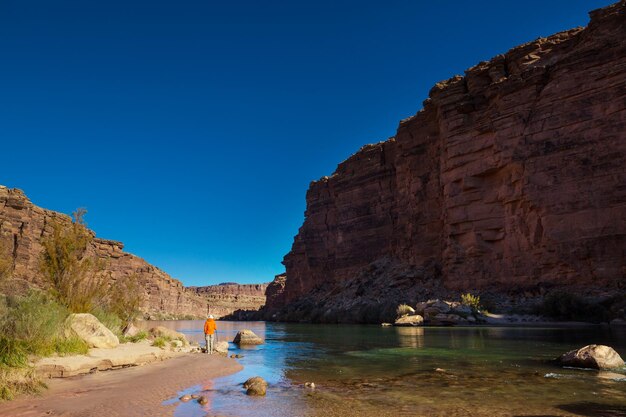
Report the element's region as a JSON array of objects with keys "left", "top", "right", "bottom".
[{"left": 0, "top": 0, "right": 609, "bottom": 286}]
